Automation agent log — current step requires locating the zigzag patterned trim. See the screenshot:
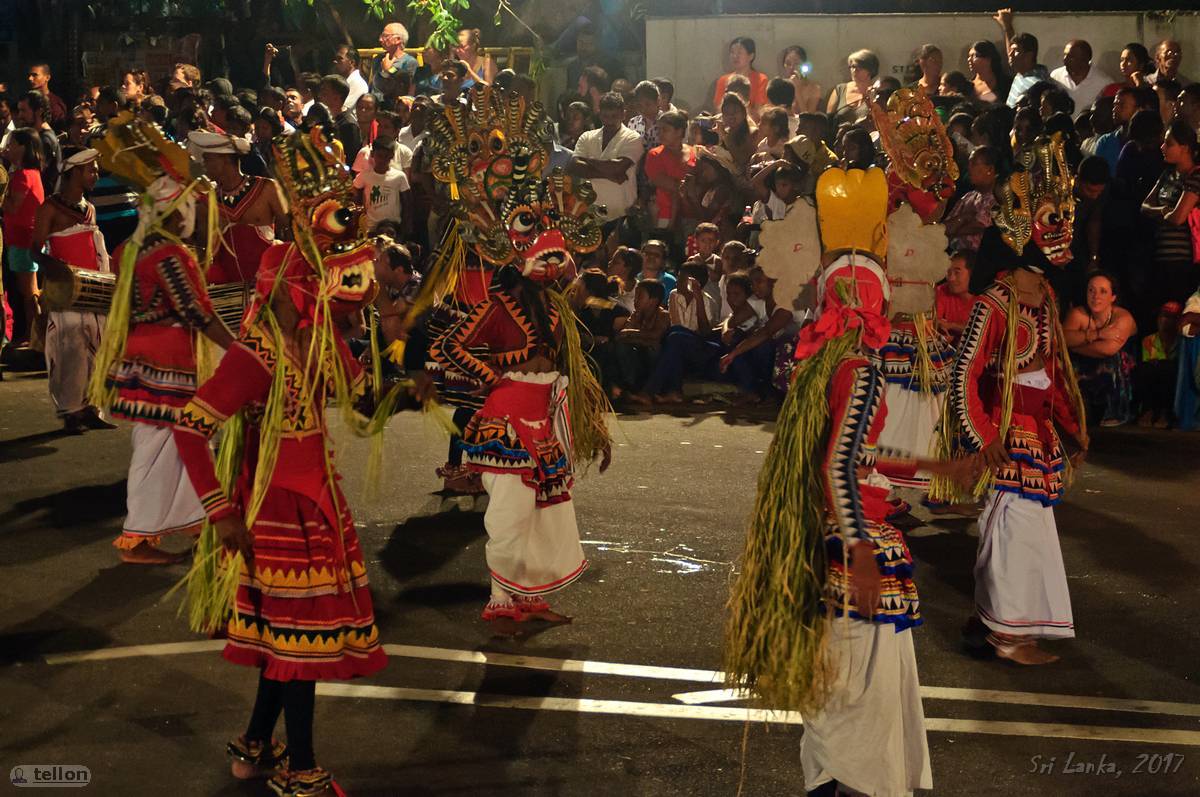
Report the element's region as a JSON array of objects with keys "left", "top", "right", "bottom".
[
  {"left": 826, "top": 360, "right": 884, "bottom": 542},
  {"left": 949, "top": 294, "right": 999, "bottom": 451},
  {"left": 154, "top": 251, "right": 215, "bottom": 329}
]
